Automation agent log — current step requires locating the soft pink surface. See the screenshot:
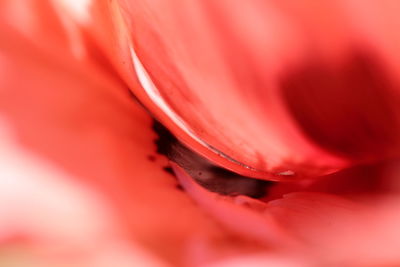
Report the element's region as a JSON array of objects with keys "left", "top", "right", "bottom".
[
  {"left": 123, "top": 0, "right": 400, "bottom": 180},
  {"left": 2, "top": 0, "right": 400, "bottom": 267}
]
